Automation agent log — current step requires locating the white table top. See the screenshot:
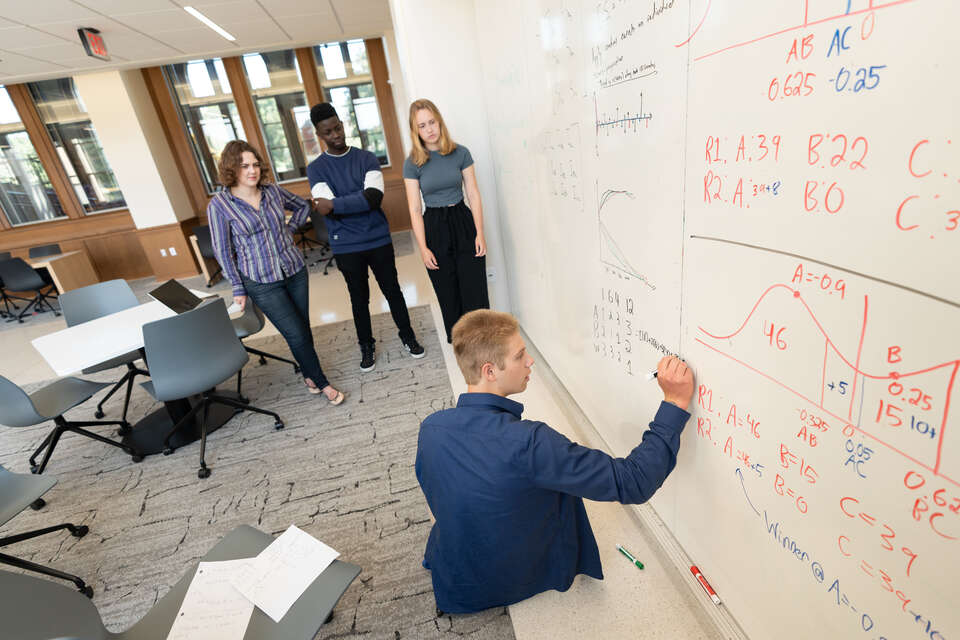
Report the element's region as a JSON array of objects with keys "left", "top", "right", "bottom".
[{"left": 32, "top": 291, "right": 240, "bottom": 377}]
